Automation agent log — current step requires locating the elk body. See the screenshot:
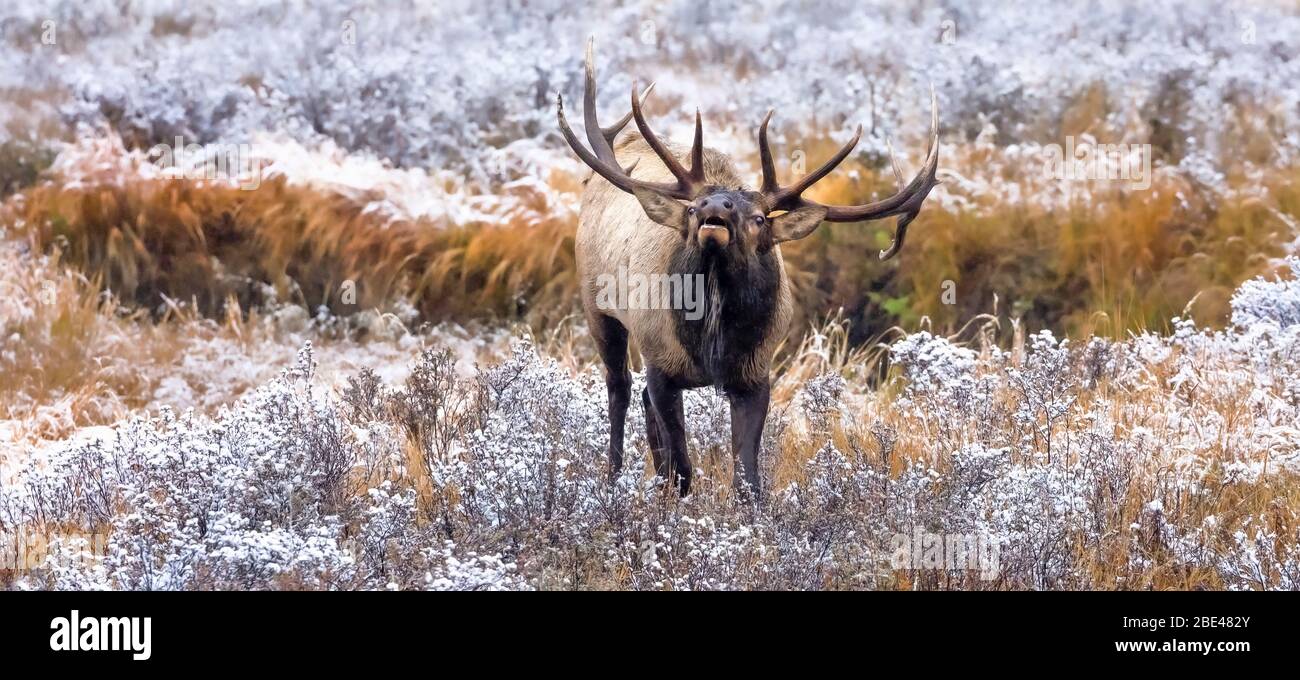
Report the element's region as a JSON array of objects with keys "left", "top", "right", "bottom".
[{"left": 559, "top": 41, "right": 940, "bottom": 498}]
